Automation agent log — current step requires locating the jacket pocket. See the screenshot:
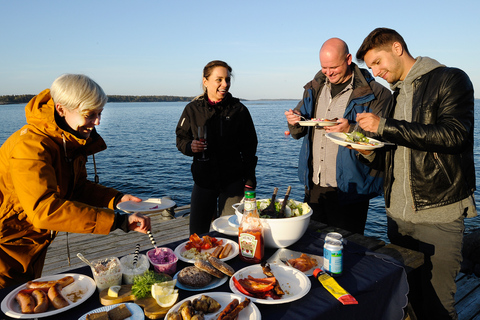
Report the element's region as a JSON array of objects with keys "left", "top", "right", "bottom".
[{"left": 433, "top": 152, "right": 453, "bottom": 185}]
